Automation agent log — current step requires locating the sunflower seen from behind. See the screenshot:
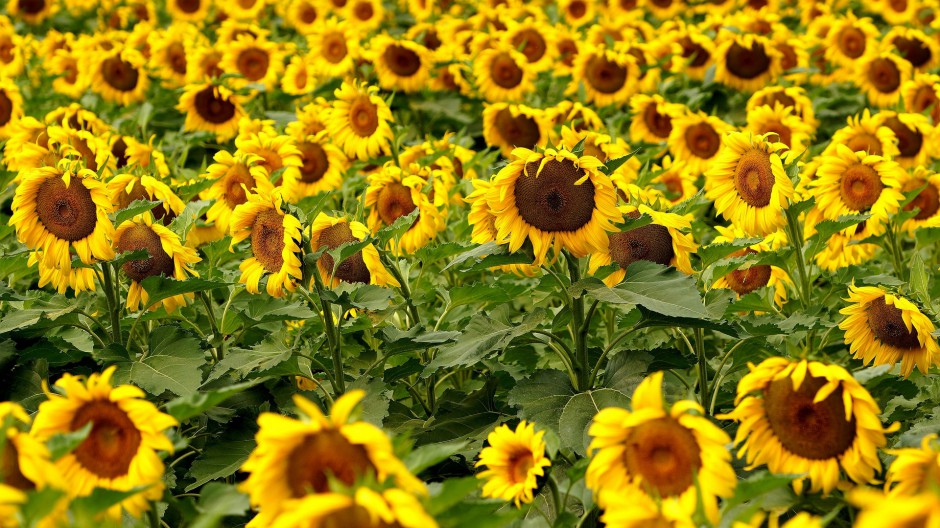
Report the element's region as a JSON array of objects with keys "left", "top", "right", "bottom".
[
  {"left": 839, "top": 284, "right": 940, "bottom": 377},
  {"left": 31, "top": 367, "right": 178, "bottom": 519},
  {"left": 326, "top": 80, "right": 394, "bottom": 161},
  {"left": 587, "top": 371, "right": 736, "bottom": 523},
  {"left": 229, "top": 189, "right": 303, "bottom": 298},
  {"left": 308, "top": 212, "right": 400, "bottom": 289},
  {"left": 718, "top": 357, "right": 895, "bottom": 495}
]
